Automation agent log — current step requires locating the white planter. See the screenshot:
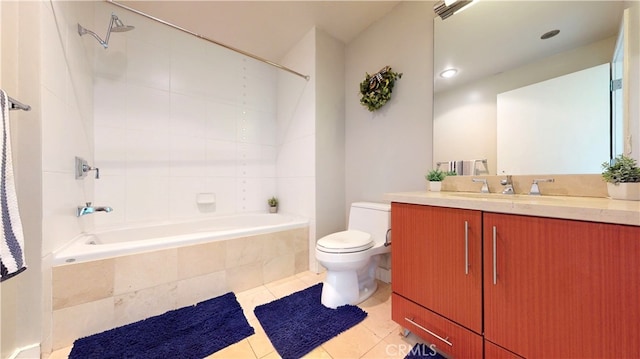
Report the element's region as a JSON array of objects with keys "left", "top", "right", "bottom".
[
  {"left": 607, "top": 182, "right": 640, "bottom": 201},
  {"left": 269, "top": 206, "right": 278, "bottom": 213},
  {"left": 429, "top": 181, "right": 442, "bottom": 192}
]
